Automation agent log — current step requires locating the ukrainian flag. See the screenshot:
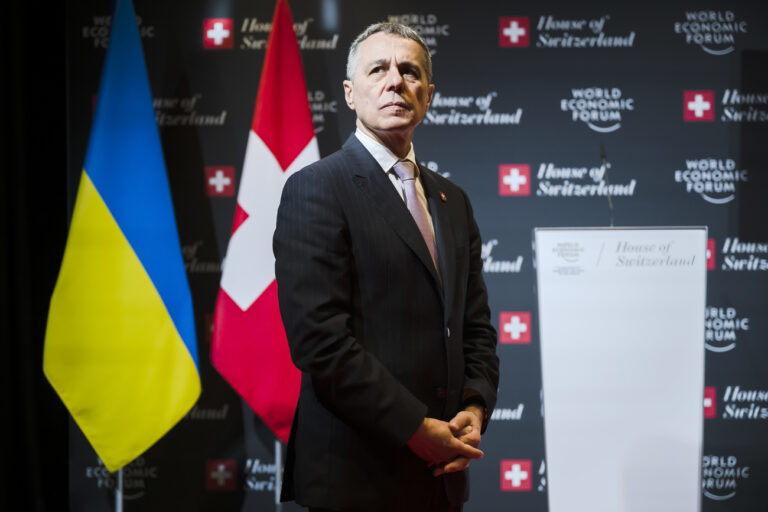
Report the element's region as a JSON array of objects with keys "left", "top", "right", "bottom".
[{"left": 43, "top": 0, "right": 200, "bottom": 472}]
